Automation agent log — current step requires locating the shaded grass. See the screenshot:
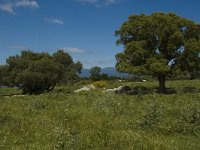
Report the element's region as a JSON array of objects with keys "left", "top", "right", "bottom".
[
  {"left": 0, "top": 80, "right": 200, "bottom": 149},
  {"left": 0, "top": 87, "right": 21, "bottom": 97}
]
